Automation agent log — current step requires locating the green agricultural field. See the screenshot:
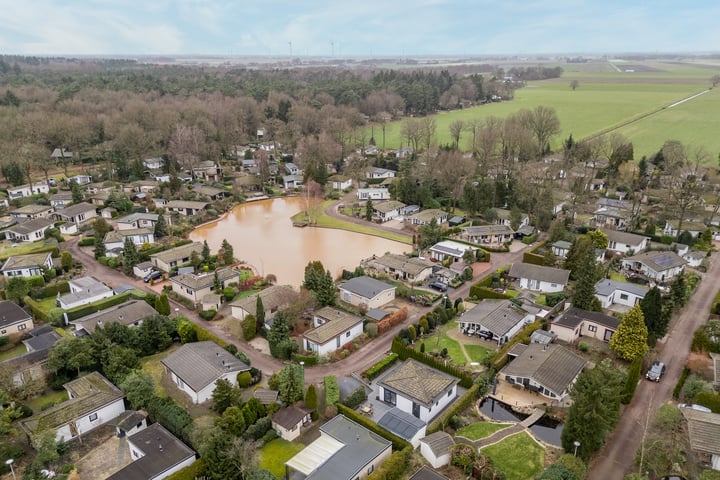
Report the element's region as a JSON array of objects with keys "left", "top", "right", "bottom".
[
  {"left": 370, "top": 60, "right": 720, "bottom": 161},
  {"left": 481, "top": 431, "right": 545, "bottom": 480}
]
